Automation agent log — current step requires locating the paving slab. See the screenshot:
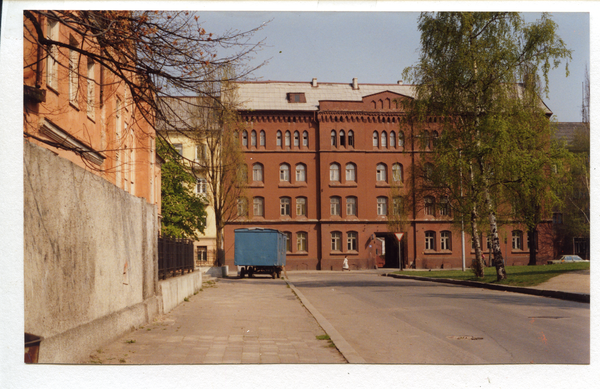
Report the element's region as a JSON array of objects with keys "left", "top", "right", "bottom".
[{"left": 86, "top": 277, "right": 346, "bottom": 364}]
